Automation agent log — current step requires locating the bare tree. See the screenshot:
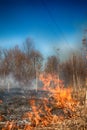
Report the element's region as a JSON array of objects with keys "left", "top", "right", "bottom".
[
  {"left": 61, "top": 53, "right": 86, "bottom": 89},
  {"left": 23, "top": 38, "right": 34, "bottom": 57},
  {"left": 45, "top": 55, "right": 59, "bottom": 75}
]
